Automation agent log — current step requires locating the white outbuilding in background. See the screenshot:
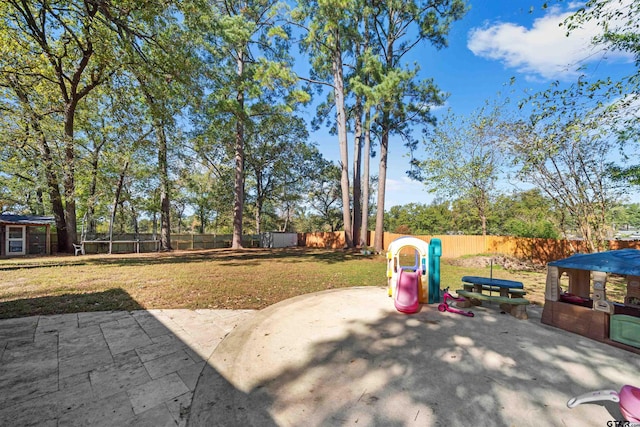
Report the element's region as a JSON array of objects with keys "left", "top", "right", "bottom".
[{"left": 260, "top": 232, "right": 298, "bottom": 248}]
